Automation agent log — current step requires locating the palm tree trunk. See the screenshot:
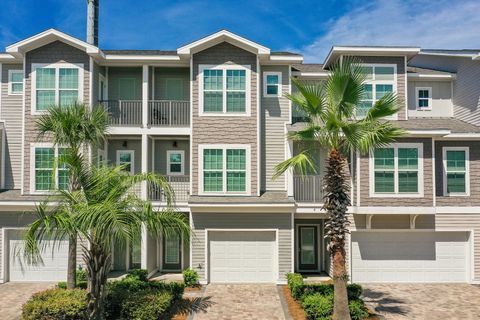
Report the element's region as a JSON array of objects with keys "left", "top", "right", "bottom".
[
  {"left": 85, "top": 242, "right": 111, "bottom": 320},
  {"left": 323, "top": 149, "right": 351, "bottom": 320},
  {"left": 67, "top": 234, "right": 77, "bottom": 289}
]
